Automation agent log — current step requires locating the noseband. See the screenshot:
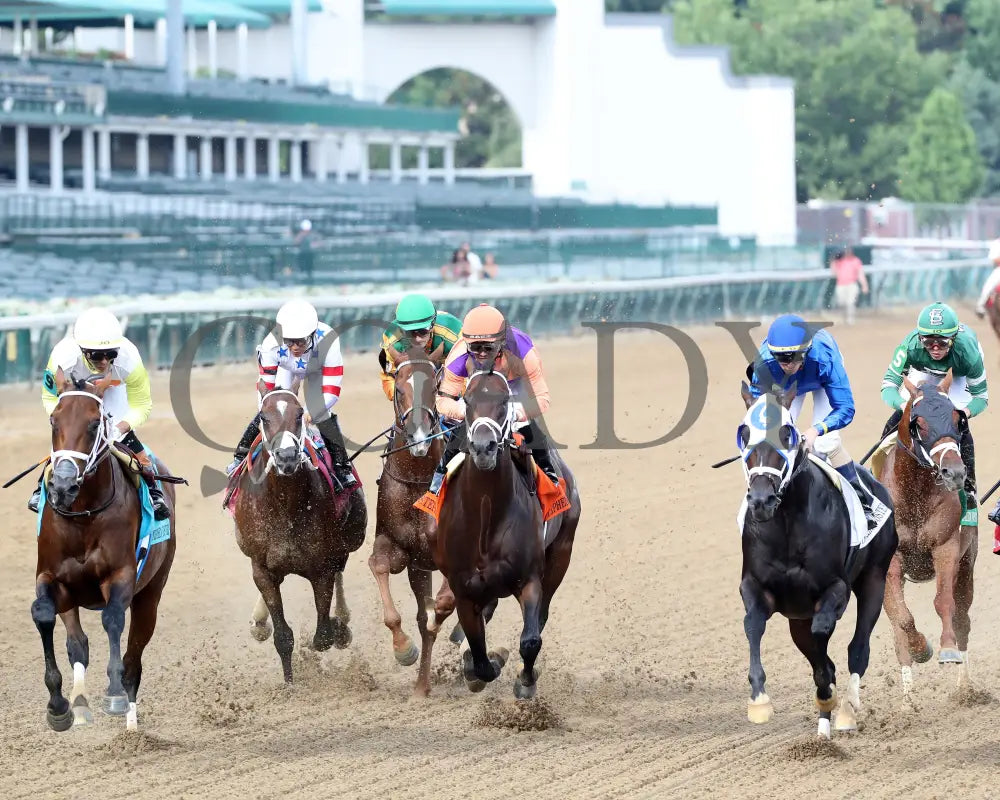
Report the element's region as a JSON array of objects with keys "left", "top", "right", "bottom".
[
  {"left": 900, "top": 392, "right": 962, "bottom": 484},
  {"left": 51, "top": 390, "right": 114, "bottom": 485},
  {"left": 466, "top": 370, "right": 518, "bottom": 451},
  {"left": 392, "top": 358, "right": 442, "bottom": 439},
  {"left": 259, "top": 388, "right": 309, "bottom": 474}
]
